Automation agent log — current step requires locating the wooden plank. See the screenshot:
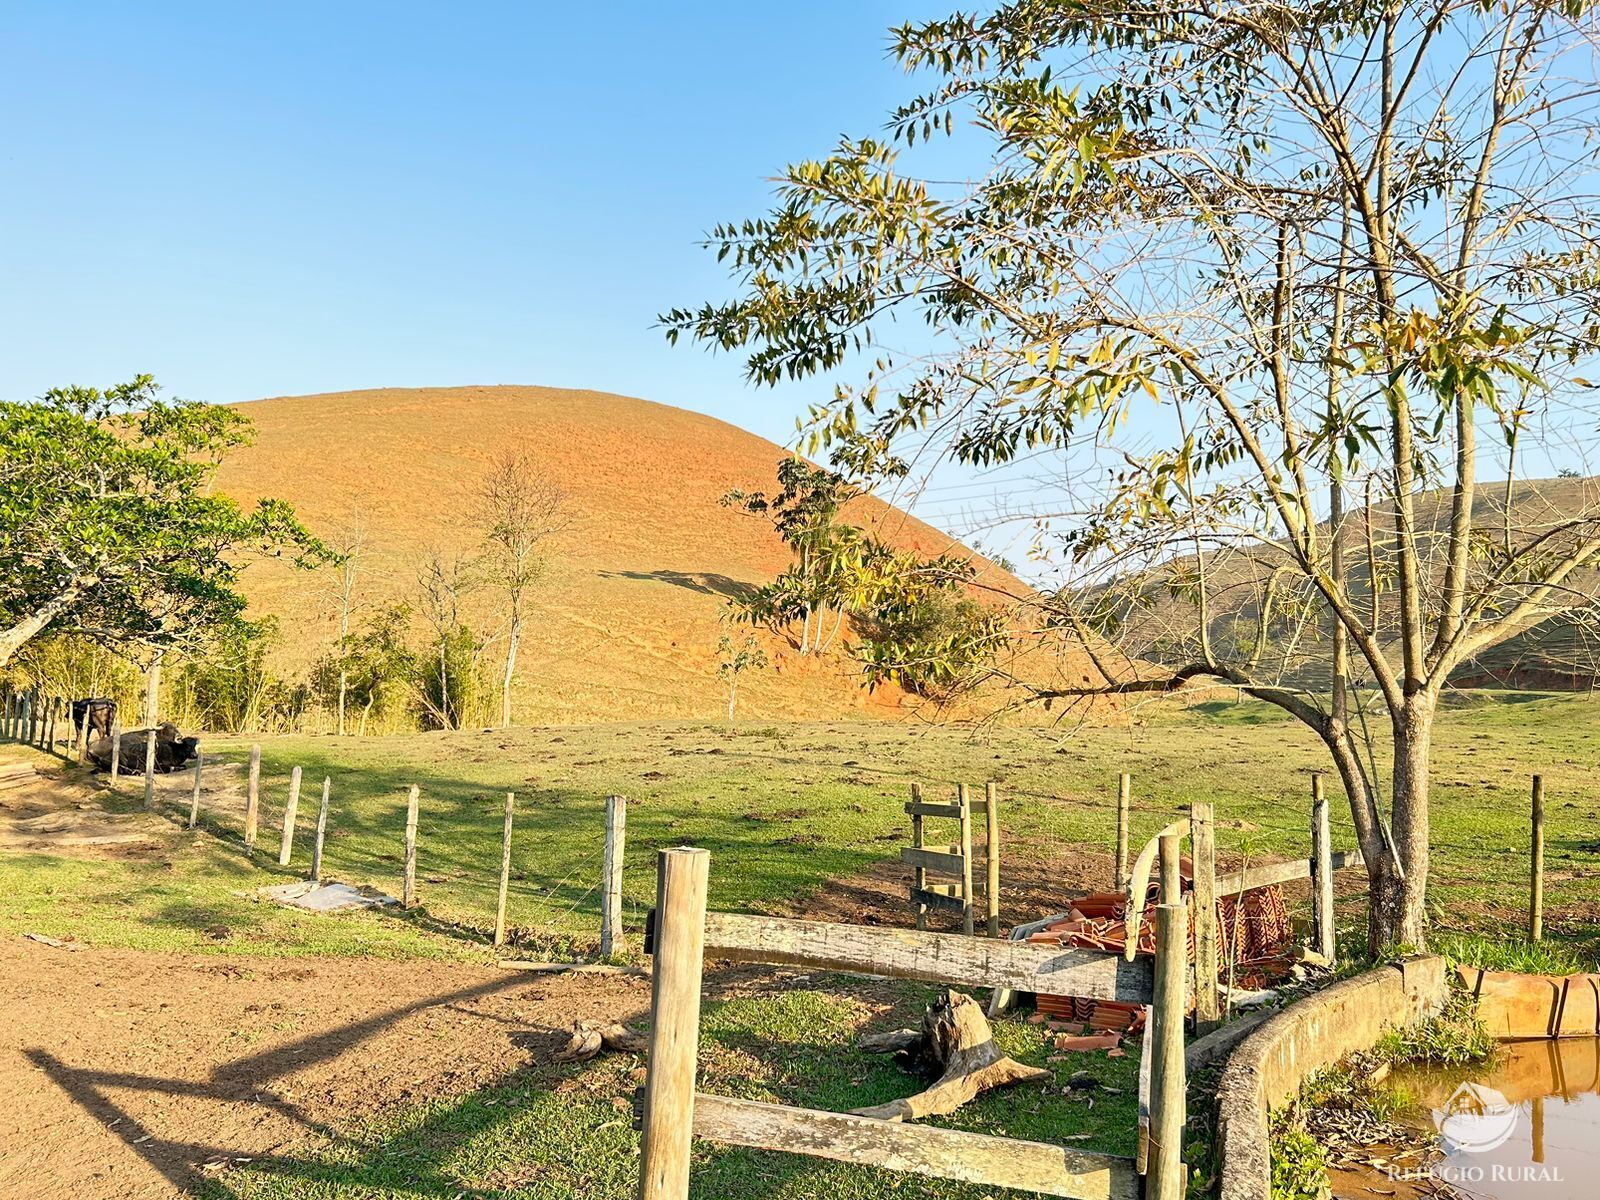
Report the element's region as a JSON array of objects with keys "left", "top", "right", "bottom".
[
  {"left": 1215, "top": 857, "right": 1313, "bottom": 896},
  {"left": 701, "top": 912, "right": 1154, "bottom": 1003},
  {"left": 904, "top": 800, "right": 988, "bottom": 819},
  {"left": 900, "top": 846, "right": 965, "bottom": 876},
  {"left": 1331, "top": 848, "right": 1363, "bottom": 871},
  {"left": 910, "top": 886, "right": 967, "bottom": 915},
  {"left": 693, "top": 1093, "right": 1139, "bottom": 1200}
]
